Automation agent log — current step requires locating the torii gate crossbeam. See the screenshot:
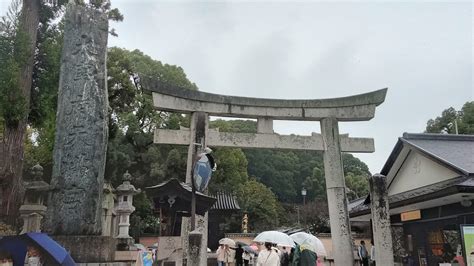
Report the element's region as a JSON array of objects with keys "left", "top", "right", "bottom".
[{"left": 144, "top": 78, "right": 387, "bottom": 266}]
